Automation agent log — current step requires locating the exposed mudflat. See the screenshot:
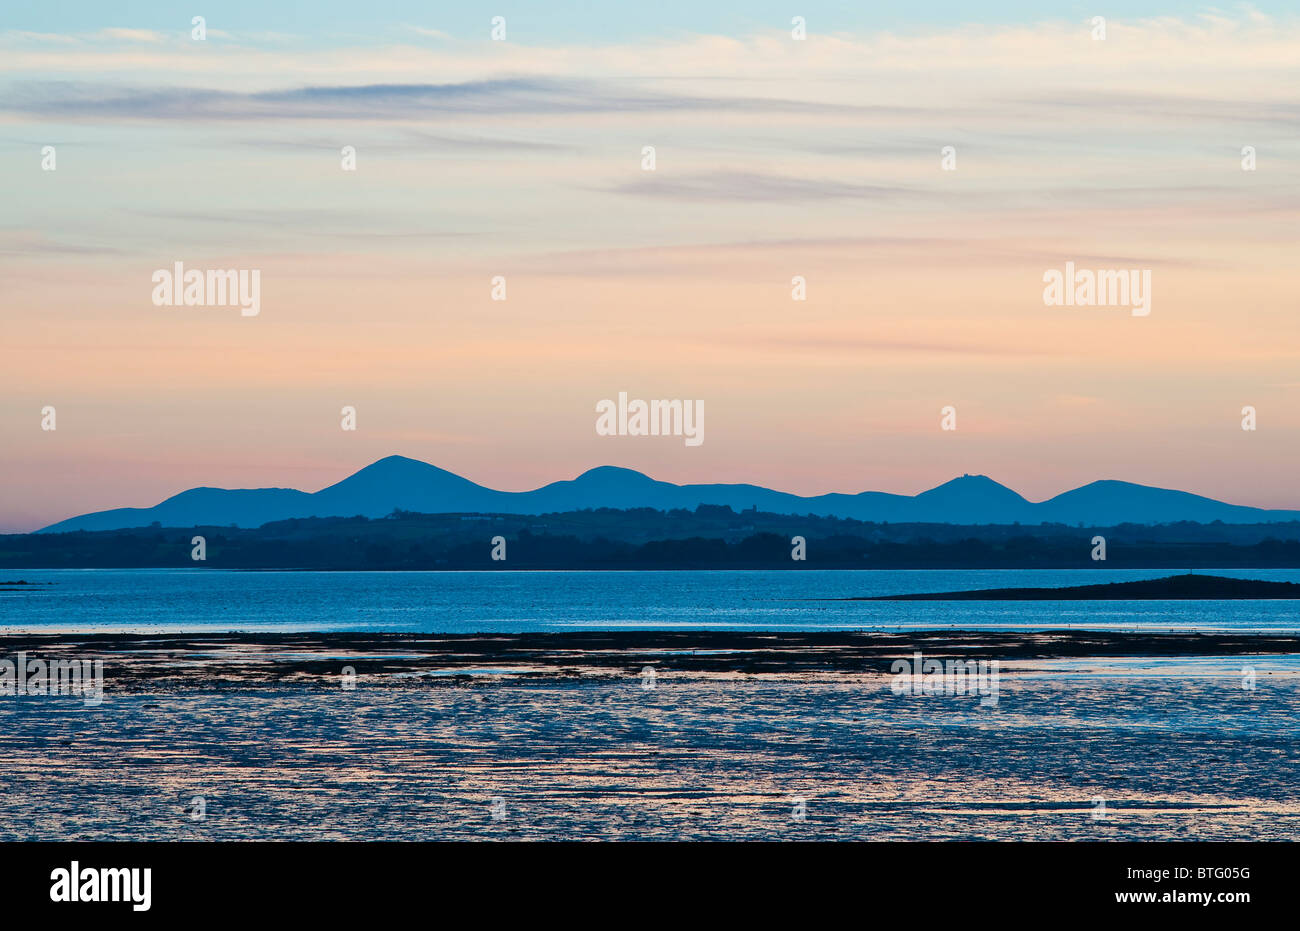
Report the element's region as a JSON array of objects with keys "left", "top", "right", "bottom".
[
  {"left": 0, "top": 631, "right": 1296, "bottom": 840},
  {"left": 0, "top": 629, "right": 1296, "bottom": 688}
]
